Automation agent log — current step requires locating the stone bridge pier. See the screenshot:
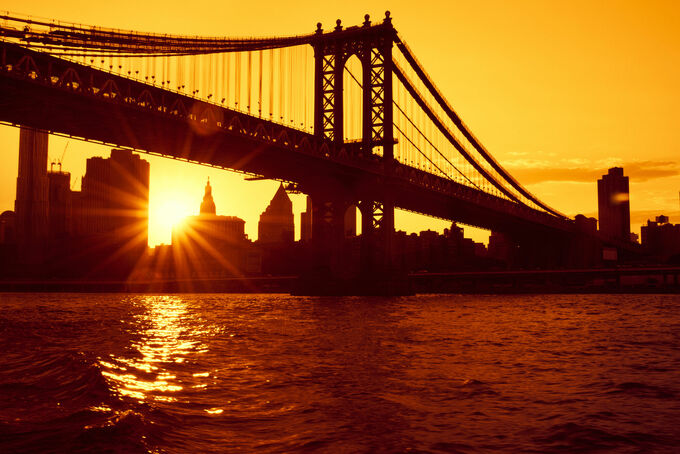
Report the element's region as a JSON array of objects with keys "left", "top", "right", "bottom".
[{"left": 295, "top": 181, "right": 411, "bottom": 295}]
